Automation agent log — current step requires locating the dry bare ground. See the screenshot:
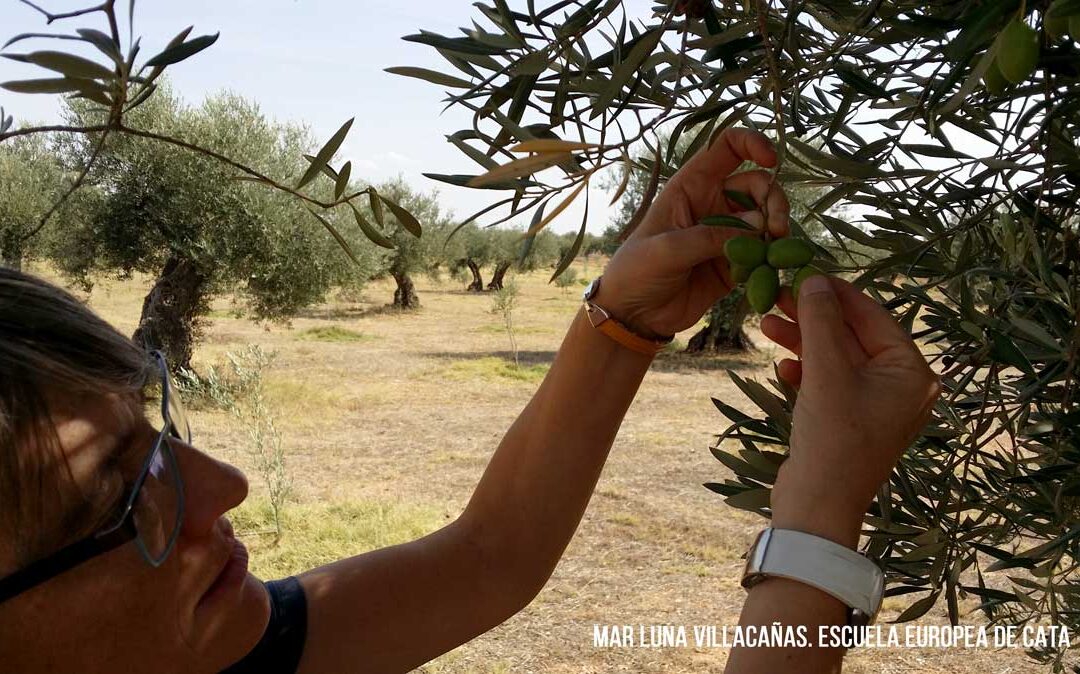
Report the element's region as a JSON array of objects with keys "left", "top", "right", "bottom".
[{"left": 58, "top": 259, "right": 1045, "bottom": 674}]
